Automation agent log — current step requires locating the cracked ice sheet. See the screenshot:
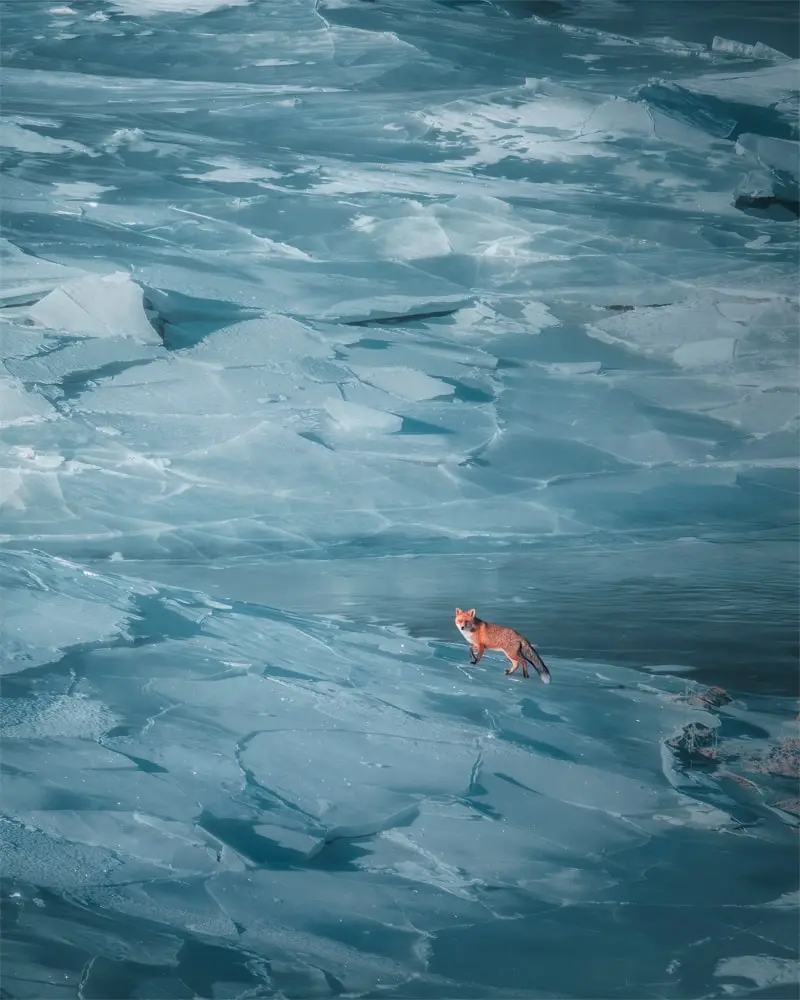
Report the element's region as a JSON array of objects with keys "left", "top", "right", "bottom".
[
  {"left": 21, "top": 595, "right": 727, "bottom": 854},
  {"left": 1, "top": 421, "right": 514, "bottom": 559},
  {"left": 110, "top": 0, "right": 249, "bottom": 13},
  {"left": 665, "top": 60, "right": 800, "bottom": 110},
  {"left": 2, "top": 1, "right": 798, "bottom": 996},
  {"left": 2, "top": 602, "right": 794, "bottom": 997},
  {"left": 0, "top": 313, "right": 521, "bottom": 553},
  {"left": 2, "top": 549, "right": 798, "bottom": 996},
  {"left": 0, "top": 239, "right": 88, "bottom": 306},
  {"left": 0, "top": 369, "right": 56, "bottom": 431},
  {"left": 0, "top": 552, "right": 143, "bottom": 674}
]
